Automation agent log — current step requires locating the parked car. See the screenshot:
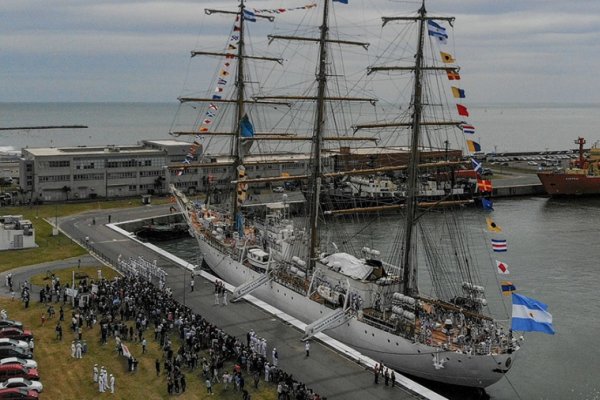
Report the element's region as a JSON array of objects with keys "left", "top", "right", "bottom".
[
  {"left": 0, "top": 359, "right": 37, "bottom": 370},
  {"left": 272, "top": 186, "right": 285, "bottom": 193},
  {"left": 0, "top": 340, "right": 30, "bottom": 352},
  {"left": 0, "top": 365, "right": 39, "bottom": 381},
  {"left": 0, "top": 322, "right": 23, "bottom": 330},
  {"left": 0, "top": 329, "right": 32, "bottom": 342},
  {"left": 0, "top": 348, "right": 32, "bottom": 361},
  {"left": 527, "top": 161, "right": 538, "bottom": 166},
  {"left": 0, "top": 378, "right": 42, "bottom": 393},
  {"left": 0, "top": 388, "right": 39, "bottom": 399}
]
